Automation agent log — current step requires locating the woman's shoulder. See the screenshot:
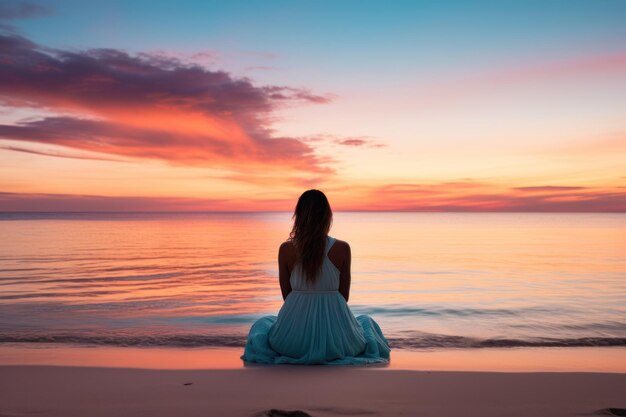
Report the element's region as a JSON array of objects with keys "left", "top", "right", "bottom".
[
  {"left": 278, "top": 240, "right": 296, "bottom": 267},
  {"left": 279, "top": 240, "right": 296, "bottom": 253},
  {"left": 279, "top": 238, "right": 350, "bottom": 252},
  {"left": 329, "top": 237, "right": 350, "bottom": 255},
  {"left": 327, "top": 237, "right": 350, "bottom": 271}
]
